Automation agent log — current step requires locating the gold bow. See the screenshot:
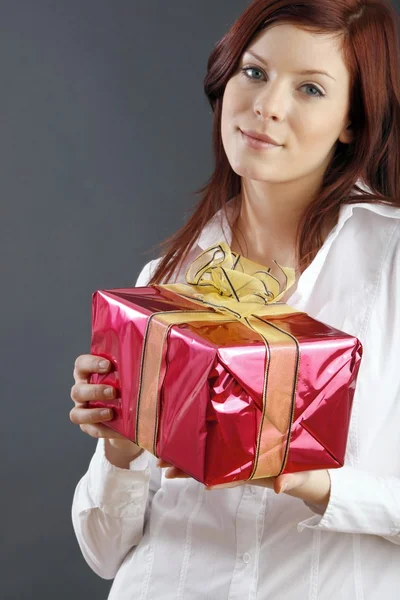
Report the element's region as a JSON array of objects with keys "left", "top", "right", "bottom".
[
  {"left": 136, "top": 242, "right": 301, "bottom": 481},
  {"left": 160, "top": 242, "right": 297, "bottom": 320}
]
